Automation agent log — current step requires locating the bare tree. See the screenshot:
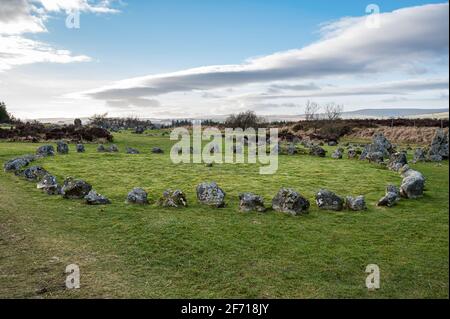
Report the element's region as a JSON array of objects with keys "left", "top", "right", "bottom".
[
  {"left": 324, "top": 103, "right": 344, "bottom": 121},
  {"left": 304, "top": 100, "right": 320, "bottom": 121}
]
